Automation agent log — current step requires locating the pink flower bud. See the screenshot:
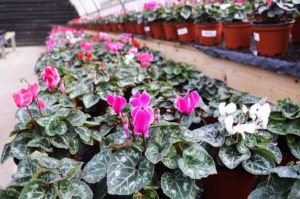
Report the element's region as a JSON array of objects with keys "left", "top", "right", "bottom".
[
  {"left": 59, "top": 82, "right": 65, "bottom": 93},
  {"left": 175, "top": 91, "right": 200, "bottom": 115},
  {"left": 13, "top": 88, "right": 33, "bottom": 108},
  {"left": 37, "top": 98, "right": 45, "bottom": 109},
  {"left": 106, "top": 94, "right": 127, "bottom": 114},
  {"left": 41, "top": 66, "right": 60, "bottom": 93}
]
